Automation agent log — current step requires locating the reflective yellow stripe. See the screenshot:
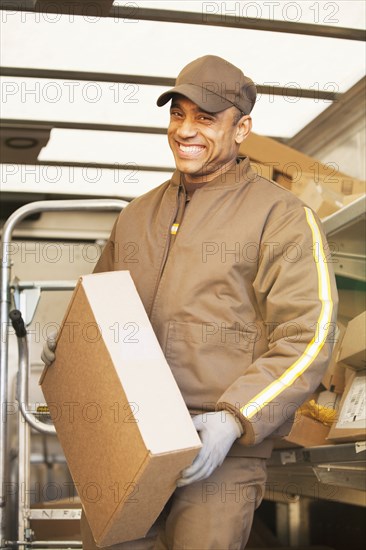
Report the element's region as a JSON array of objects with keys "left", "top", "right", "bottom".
[
  {"left": 171, "top": 223, "right": 179, "bottom": 235},
  {"left": 241, "top": 207, "right": 333, "bottom": 419}
]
